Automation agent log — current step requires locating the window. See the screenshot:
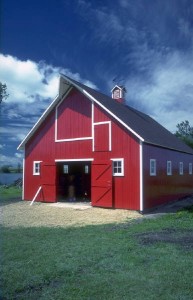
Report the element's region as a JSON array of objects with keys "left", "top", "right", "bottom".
[
  {"left": 85, "top": 165, "right": 89, "bottom": 174},
  {"left": 167, "top": 161, "right": 172, "bottom": 175},
  {"left": 189, "top": 163, "right": 192, "bottom": 175},
  {"left": 179, "top": 162, "right": 183, "bottom": 175},
  {"left": 150, "top": 159, "right": 156, "bottom": 176},
  {"left": 33, "top": 161, "right": 41, "bottom": 175},
  {"left": 112, "top": 159, "right": 124, "bottom": 176},
  {"left": 63, "top": 165, "right": 69, "bottom": 174}
]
